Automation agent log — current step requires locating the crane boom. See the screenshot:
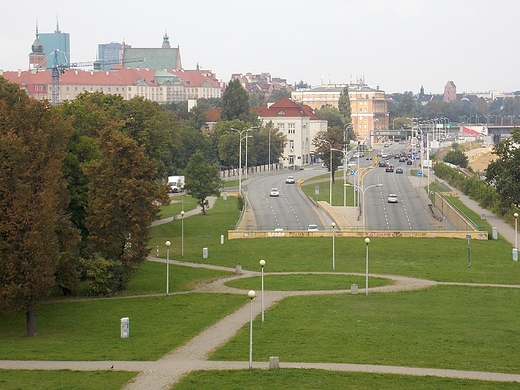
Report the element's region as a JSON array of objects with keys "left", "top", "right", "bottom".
[{"left": 50, "top": 50, "right": 143, "bottom": 104}]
